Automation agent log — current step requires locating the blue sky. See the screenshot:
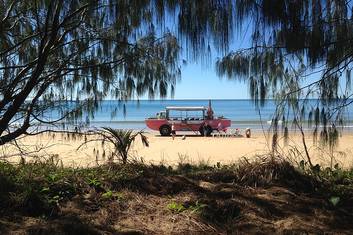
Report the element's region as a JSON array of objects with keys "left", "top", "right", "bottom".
[
  {"left": 141, "top": 14, "right": 253, "bottom": 100},
  {"left": 148, "top": 14, "right": 254, "bottom": 100},
  {"left": 149, "top": 11, "right": 351, "bottom": 101},
  {"left": 174, "top": 62, "right": 249, "bottom": 99}
]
